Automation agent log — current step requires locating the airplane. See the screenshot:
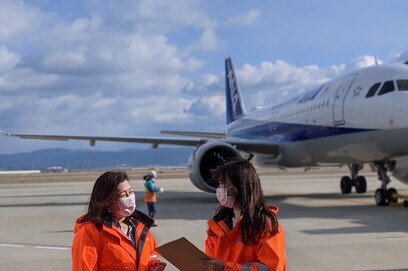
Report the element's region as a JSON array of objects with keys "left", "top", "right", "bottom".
[{"left": 2, "top": 57, "right": 408, "bottom": 206}]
